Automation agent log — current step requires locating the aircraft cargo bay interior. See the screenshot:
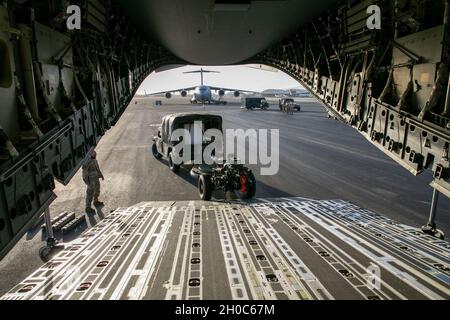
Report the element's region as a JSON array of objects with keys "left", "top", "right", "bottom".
[{"left": 0, "top": 0, "right": 449, "bottom": 304}]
